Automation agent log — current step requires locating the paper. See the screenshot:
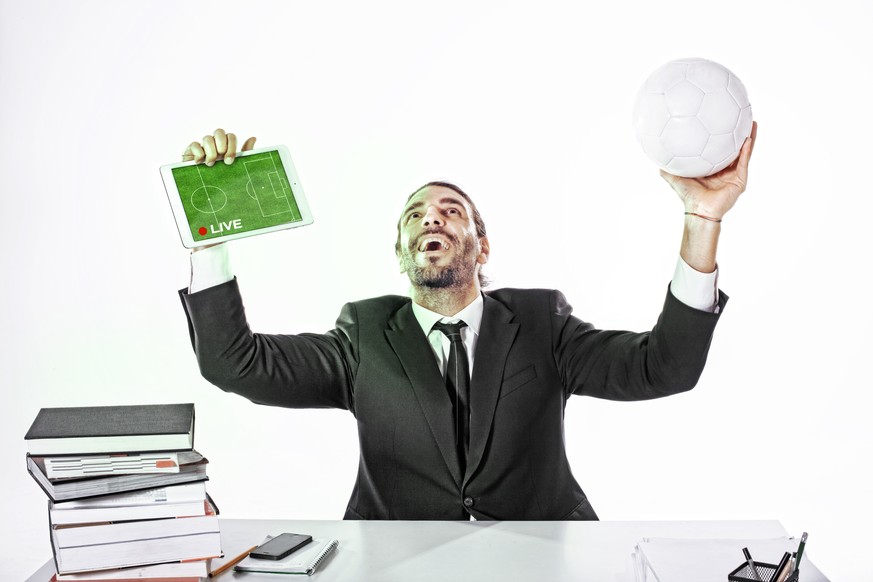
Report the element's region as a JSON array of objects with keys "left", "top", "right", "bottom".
[{"left": 236, "top": 537, "right": 339, "bottom": 575}]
